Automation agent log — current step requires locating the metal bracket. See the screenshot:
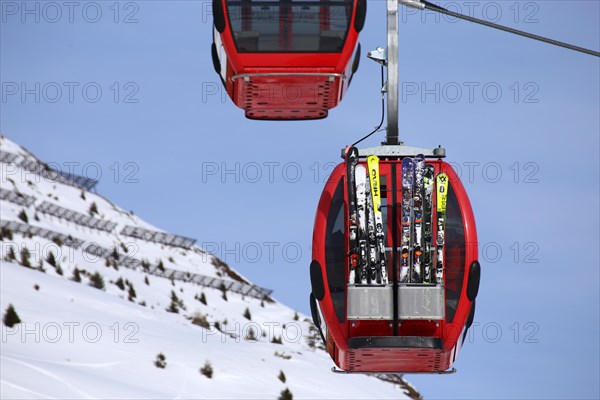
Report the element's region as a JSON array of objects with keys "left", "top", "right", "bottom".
[
  {"left": 398, "top": 0, "right": 425, "bottom": 10},
  {"left": 342, "top": 145, "right": 446, "bottom": 159},
  {"left": 367, "top": 47, "right": 387, "bottom": 66}
]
